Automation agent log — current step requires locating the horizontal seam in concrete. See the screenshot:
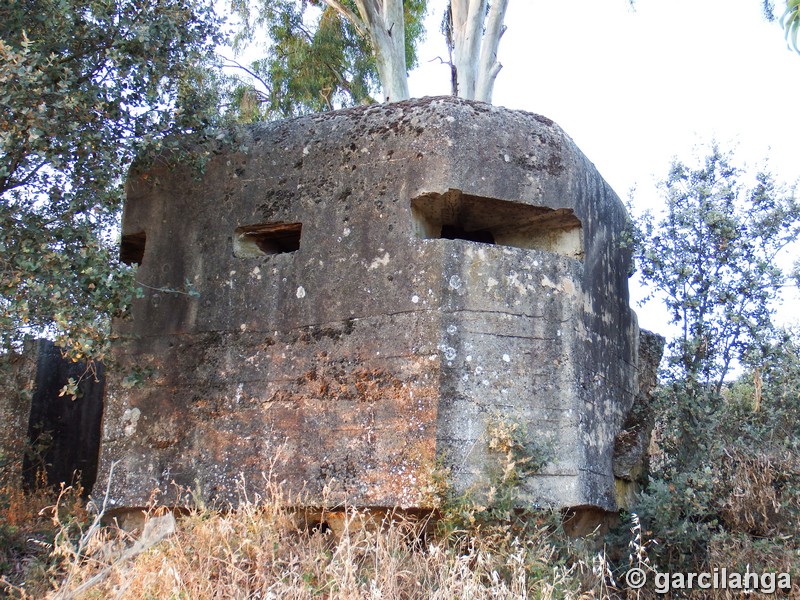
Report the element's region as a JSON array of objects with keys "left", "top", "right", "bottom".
[
  {"left": 456, "top": 331, "right": 558, "bottom": 342},
  {"left": 577, "top": 467, "right": 613, "bottom": 478}
]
